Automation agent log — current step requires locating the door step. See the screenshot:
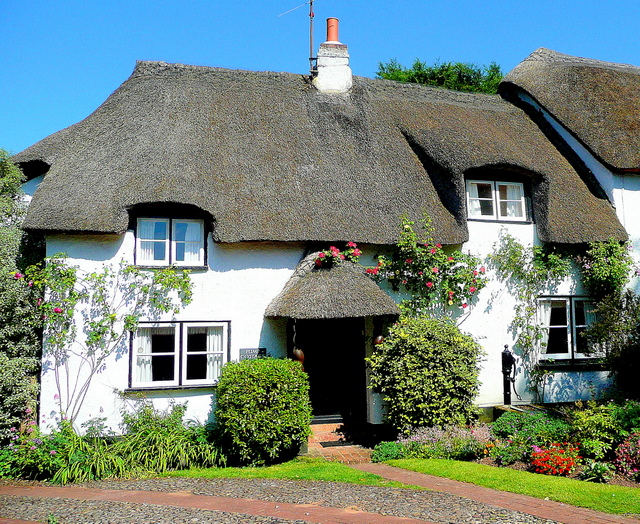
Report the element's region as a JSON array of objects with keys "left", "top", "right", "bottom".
[{"left": 304, "top": 422, "right": 372, "bottom": 464}]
